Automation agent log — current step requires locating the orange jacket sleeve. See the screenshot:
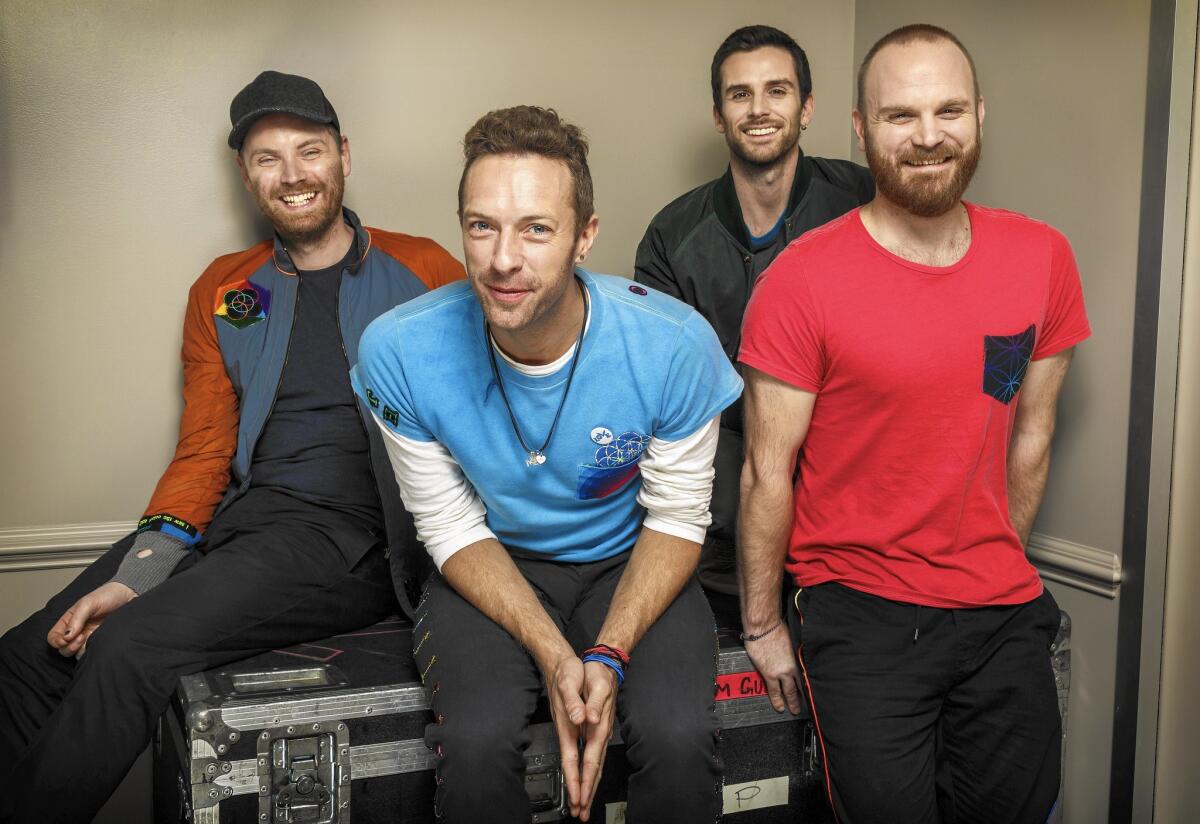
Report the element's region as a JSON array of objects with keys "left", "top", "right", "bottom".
[{"left": 140, "top": 247, "right": 269, "bottom": 536}]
